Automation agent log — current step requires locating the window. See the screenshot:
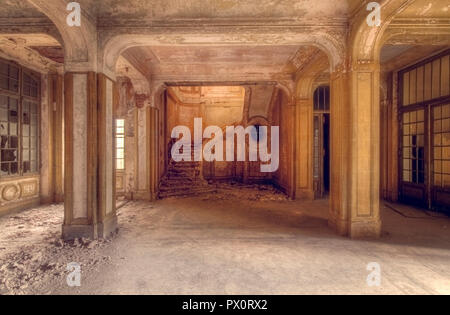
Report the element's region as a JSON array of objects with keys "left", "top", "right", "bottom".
[
  {"left": 433, "top": 104, "right": 450, "bottom": 188},
  {"left": 0, "top": 59, "right": 40, "bottom": 177},
  {"left": 402, "top": 110, "right": 425, "bottom": 184},
  {"left": 400, "top": 50, "right": 449, "bottom": 107},
  {"left": 0, "top": 61, "right": 19, "bottom": 93},
  {"left": 115, "top": 119, "right": 125, "bottom": 170},
  {"left": 0, "top": 95, "right": 19, "bottom": 175},
  {"left": 314, "top": 86, "right": 330, "bottom": 112}
]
